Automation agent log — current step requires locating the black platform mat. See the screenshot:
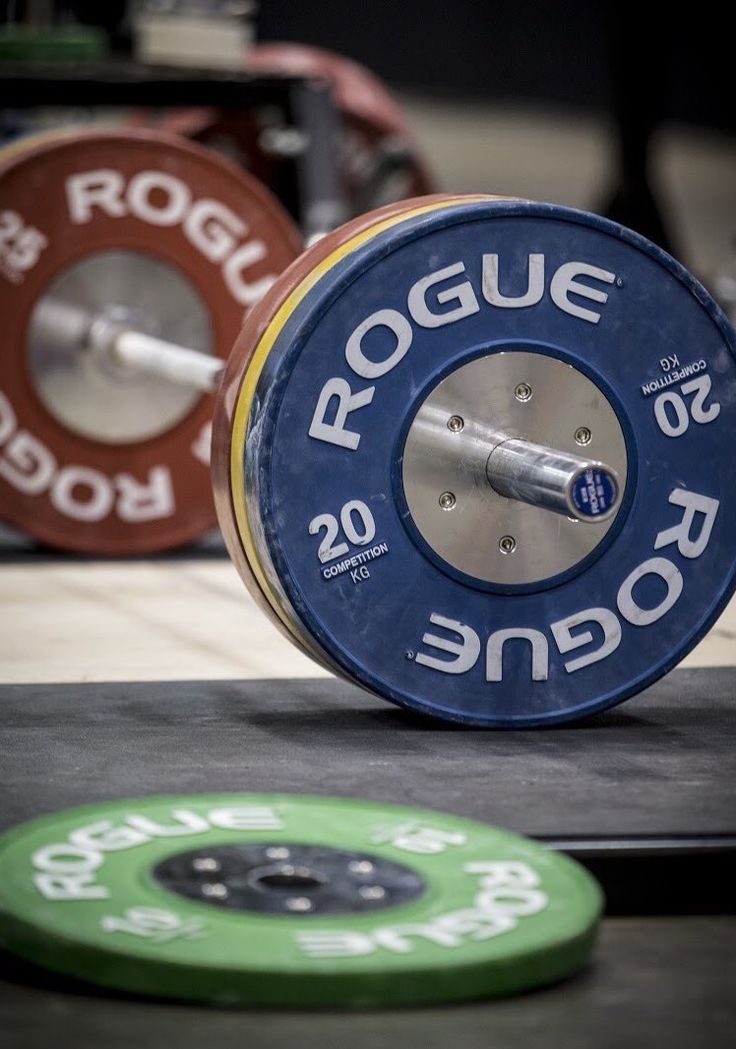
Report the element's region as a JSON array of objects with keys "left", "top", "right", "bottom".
[
  {"left": 1, "top": 668, "right": 735, "bottom": 1046},
  {"left": 2, "top": 667, "right": 734, "bottom": 838},
  {"left": 2, "top": 666, "right": 736, "bottom": 914},
  {"left": 1, "top": 917, "right": 733, "bottom": 1049}
]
